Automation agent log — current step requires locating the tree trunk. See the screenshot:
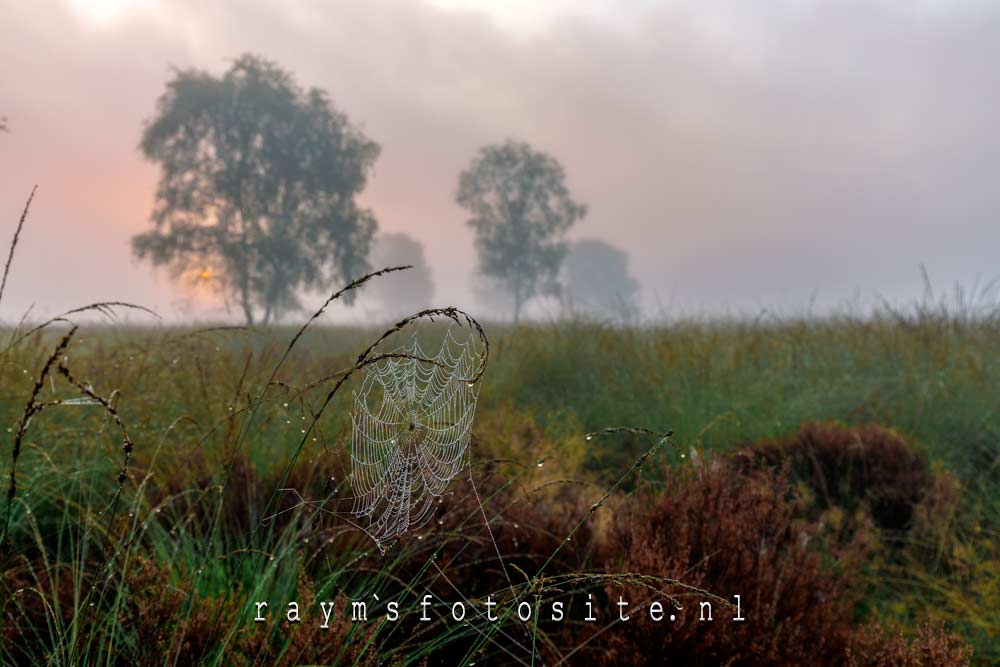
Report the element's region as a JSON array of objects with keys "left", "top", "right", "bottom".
[
  {"left": 238, "top": 226, "right": 254, "bottom": 326},
  {"left": 512, "top": 280, "right": 522, "bottom": 325},
  {"left": 239, "top": 260, "right": 254, "bottom": 325},
  {"left": 241, "top": 295, "right": 255, "bottom": 326}
]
